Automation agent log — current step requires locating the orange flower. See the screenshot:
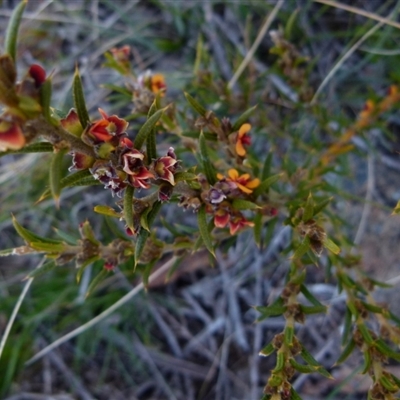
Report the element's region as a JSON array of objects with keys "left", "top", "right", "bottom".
[
  {"left": 217, "top": 169, "right": 260, "bottom": 194},
  {"left": 150, "top": 73, "right": 166, "bottom": 95},
  {"left": 229, "top": 214, "right": 254, "bottom": 235},
  {"left": 235, "top": 123, "right": 251, "bottom": 157}
]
